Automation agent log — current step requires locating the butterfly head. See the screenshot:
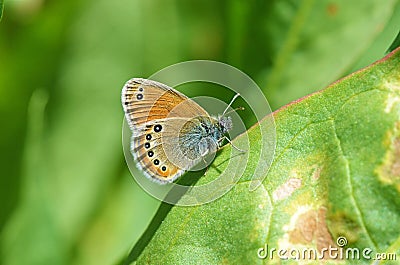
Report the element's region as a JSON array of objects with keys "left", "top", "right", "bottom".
[{"left": 218, "top": 115, "right": 233, "bottom": 134}]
